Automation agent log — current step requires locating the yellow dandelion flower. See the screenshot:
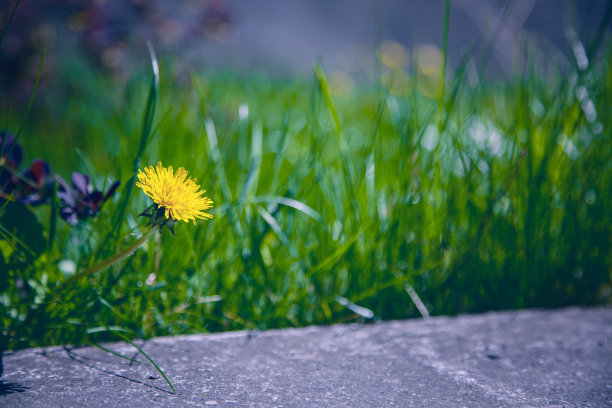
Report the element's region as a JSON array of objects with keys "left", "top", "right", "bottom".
[{"left": 136, "top": 162, "right": 213, "bottom": 224}]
